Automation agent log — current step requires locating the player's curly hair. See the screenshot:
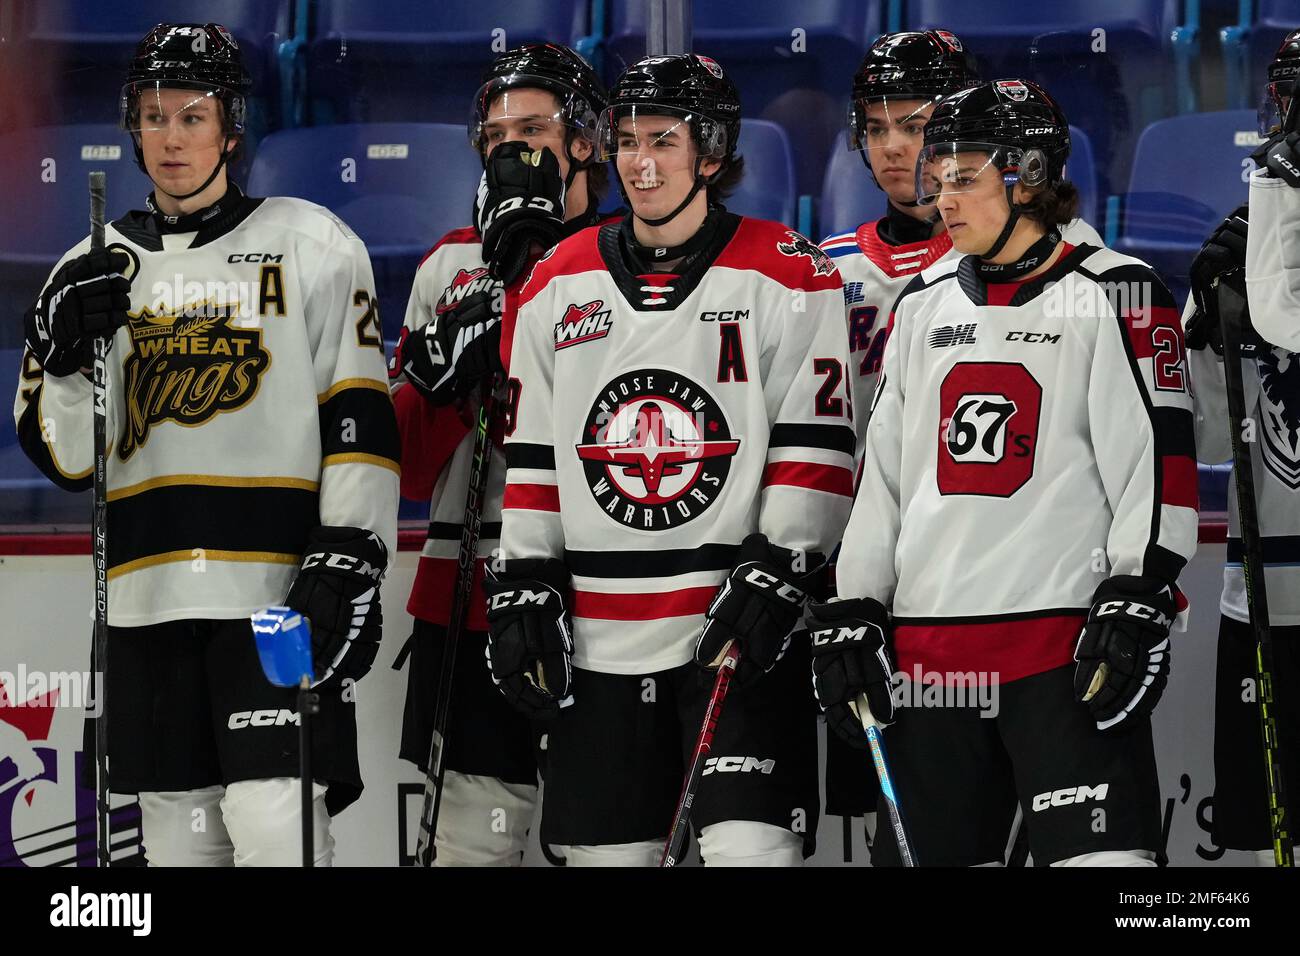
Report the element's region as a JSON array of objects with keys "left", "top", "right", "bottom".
[
  {"left": 707, "top": 154, "right": 745, "bottom": 202},
  {"left": 1020, "top": 180, "right": 1080, "bottom": 228}
]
